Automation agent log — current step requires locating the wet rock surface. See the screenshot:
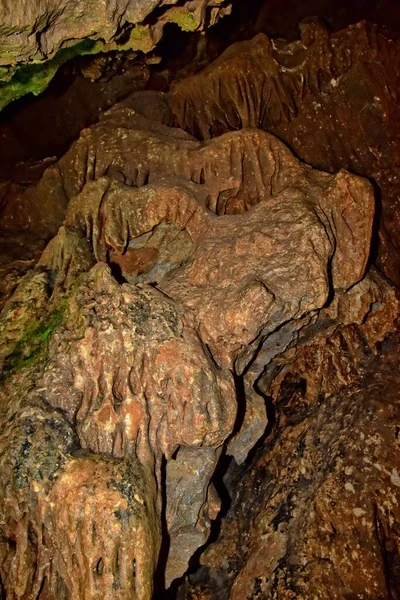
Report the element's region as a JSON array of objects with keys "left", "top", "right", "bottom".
[
  {"left": 176, "top": 329, "right": 400, "bottom": 600},
  {"left": 169, "top": 21, "right": 400, "bottom": 285},
  {"left": 0, "top": 15, "right": 400, "bottom": 600},
  {"left": 0, "top": 0, "right": 233, "bottom": 109}
]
